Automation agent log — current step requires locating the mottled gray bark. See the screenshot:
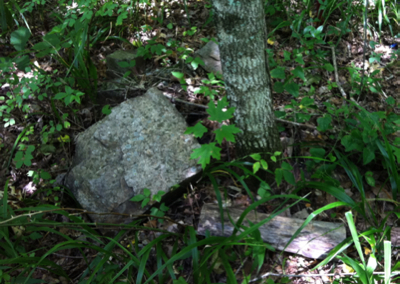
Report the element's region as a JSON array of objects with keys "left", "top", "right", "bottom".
[{"left": 212, "top": 0, "right": 282, "bottom": 173}]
